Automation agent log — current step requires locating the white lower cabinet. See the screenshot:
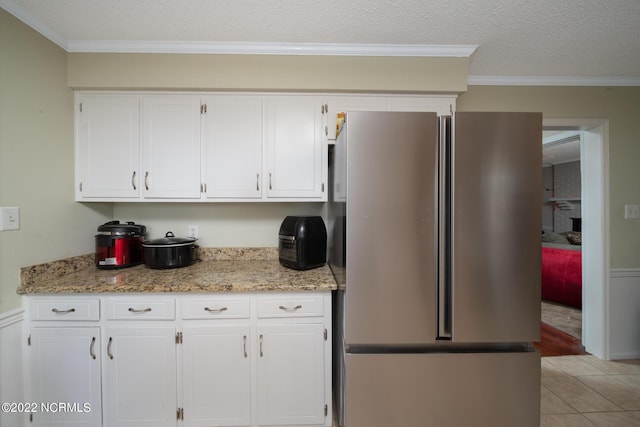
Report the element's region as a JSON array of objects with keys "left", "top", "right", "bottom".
[
  {"left": 25, "top": 293, "right": 332, "bottom": 427},
  {"left": 29, "top": 327, "right": 102, "bottom": 427},
  {"left": 257, "top": 323, "right": 326, "bottom": 426},
  {"left": 103, "top": 326, "right": 177, "bottom": 427},
  {"left": 182, "top": 325, "right": 251, "bottom": 426}
]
